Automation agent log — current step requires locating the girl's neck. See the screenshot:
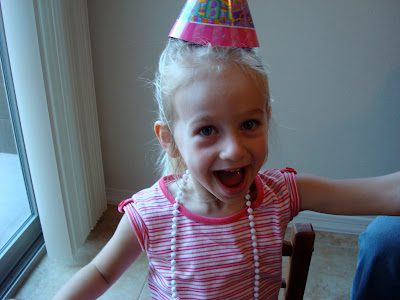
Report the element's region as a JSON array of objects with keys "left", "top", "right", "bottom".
[{"left": 168, "top": 177, "right": 257, "bottom": 218}]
